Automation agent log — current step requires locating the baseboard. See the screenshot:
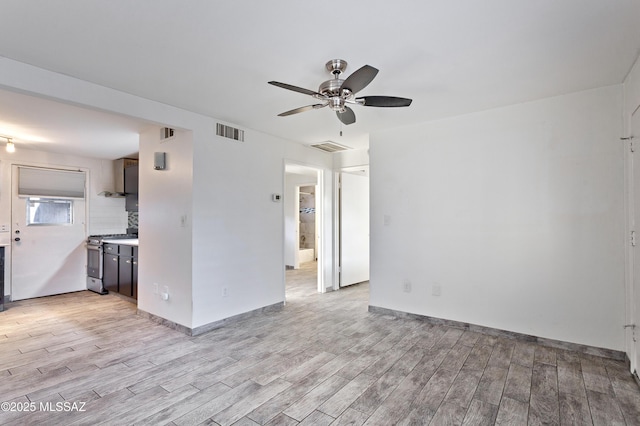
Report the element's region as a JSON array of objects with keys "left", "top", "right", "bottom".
[
  {"left": 138, "top": 301, "right": 285, "bottom": 337},
  {"left": 369, "top": 305, "right": 625, "bottom": 361},
  {"left": 136, "top": 310, "right": 193, "bottom": 335}
]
